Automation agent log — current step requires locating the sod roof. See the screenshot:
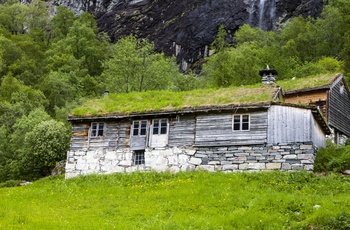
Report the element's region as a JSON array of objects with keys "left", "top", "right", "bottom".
[{"left": 69, "top": 73, "right": 341, "bottom": 119}]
